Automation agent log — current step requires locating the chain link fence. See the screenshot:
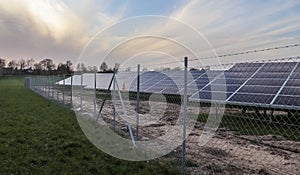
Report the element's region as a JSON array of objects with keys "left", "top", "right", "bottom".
[{"left": 25, "top": 58, "right": 300, "bottom": 175}]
